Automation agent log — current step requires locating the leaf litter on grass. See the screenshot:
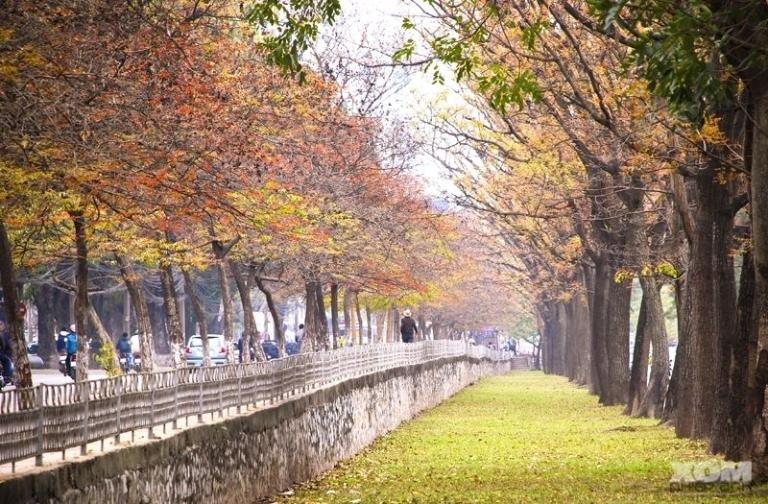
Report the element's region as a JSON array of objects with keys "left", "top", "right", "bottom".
[{"left": 275, "top": 372, "right": 766, "bottom": 503}]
